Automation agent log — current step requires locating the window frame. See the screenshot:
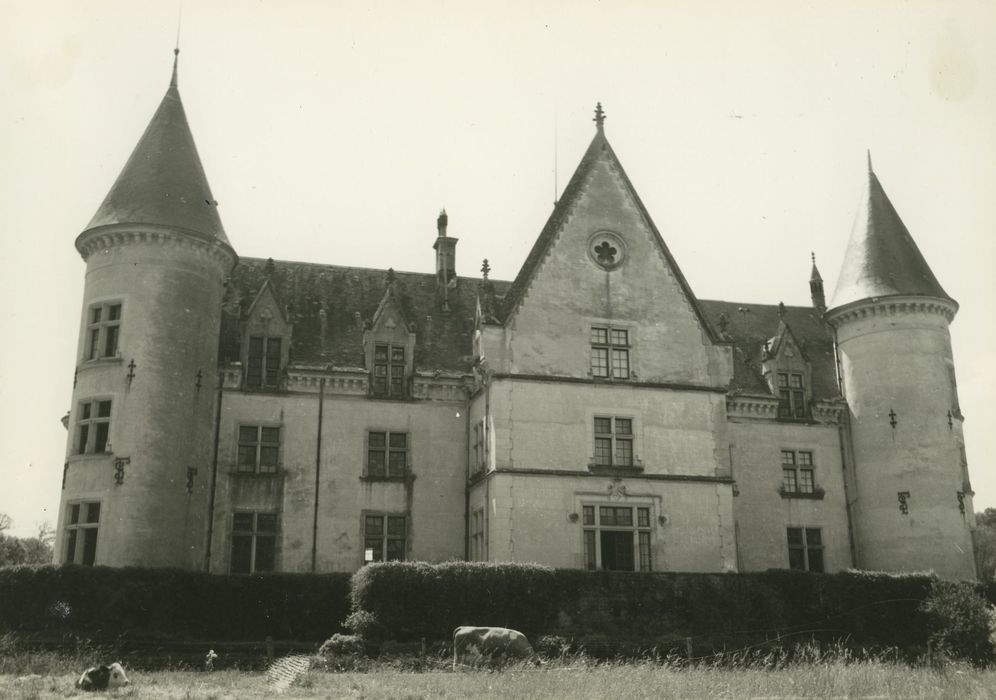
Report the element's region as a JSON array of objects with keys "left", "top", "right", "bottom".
[
  {"left": 592, "top": 415, "right": 636, "bottom": 469},
  {"left": 581, "top": 503, "right": 653, "bottom": 572},
  {"left": 365, "top": 430, "right": 409, "bottom": 479},
  {"left": 786, "top": 526, "right": 824, "bottom": 572},
  {"left": 245, "top": 335, "right": 283, "bottom": 390},
  {"left": 236, "top": 424, "right": 281, "bottom": 474},
  {"left": 64, "top": 500, "right": 101, "bottom": 566},
  {"left": 470, "top": 508, "right": 486, "bottom": 561},
  {"left": 84, "top": 301, "right": 123, "bottom": 361},
  {"left": 76, "top": 398, "right": 112, "bottom": 455},
  {"left": 779, "top": 449, "right": 823, "bottom": 499},
  {"left": 590, "top": 326, "right": 631, "bottom": 380},
  {"left": 230, "top": 511, "right": 279, "bottom": 574},
  {"left": 372, "top": 343, "right": 407, "bottom": 398},
  {"left": 362, "top": 512, "right": 408, "bottom": 564},
  {"left": 776, "top": 371, "right": 808, "bottom": 419},
  {"left": 471, "top": 420, "right": 486, "bottom": 474}
]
